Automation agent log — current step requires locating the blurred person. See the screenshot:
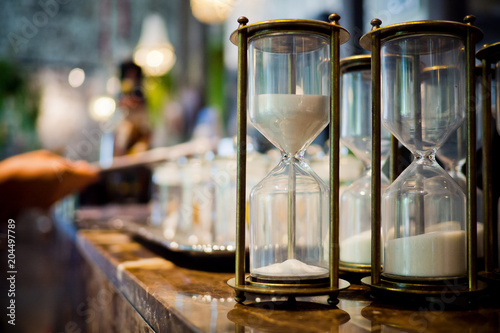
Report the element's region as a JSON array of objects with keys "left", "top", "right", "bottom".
[
  {"left": 0, "top": 150, "right": 99, "bottom": 220},
  {"left": 101, "top": 61, "right": 153, "bottom": 203},
  {"left": 114, "top": 61, "right": 151, "bottom": 156}
]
